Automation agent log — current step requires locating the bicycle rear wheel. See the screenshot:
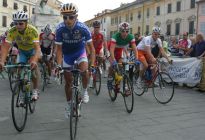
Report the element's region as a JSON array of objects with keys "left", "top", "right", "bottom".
[
  {"left": 70, "top": 87, "right": 78, "bottom": 140},
  {"left": 123, "top": 75, "right": 134, "bottom": 113},
  {"left": 93, "top": 67, "right": 101, "bottom": 95},
  {"left": 29, "top": 91, "right": 36, "bottom": 114},
  {"left": 152, "top": 72, "right": 175, "bottom": 104},
  {"left": 11, "top": 82, "right": 28, "bottom": 132},
  {"left": 107, "top": 76, "right": 117, "bottom": 101}
]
